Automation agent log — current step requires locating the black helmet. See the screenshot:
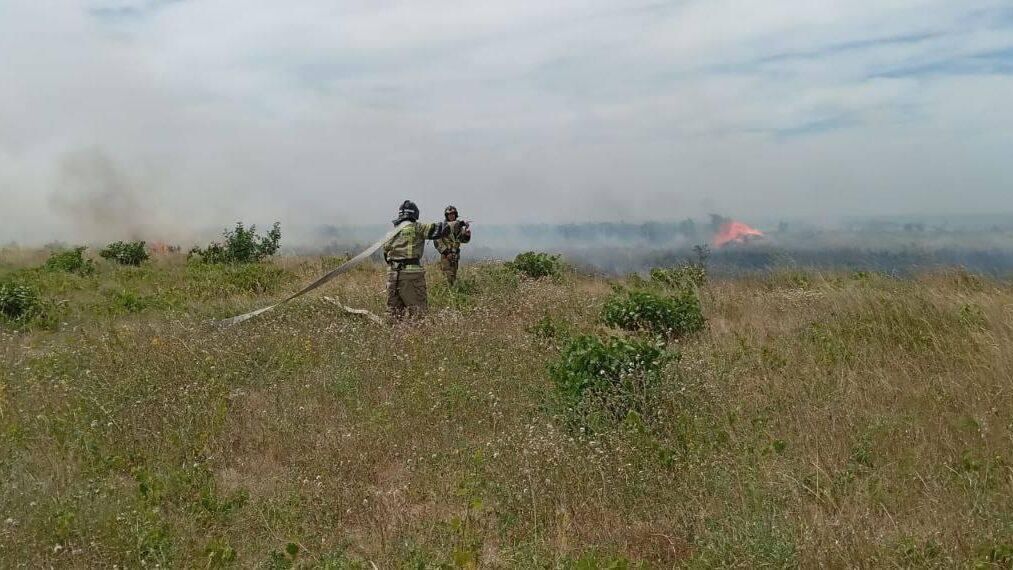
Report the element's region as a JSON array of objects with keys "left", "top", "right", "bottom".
[
  {"left": 394, "top": 200, "right": 419, "bottom": 224},
  {"left": 444, "top": 205, "right": 459, "bottom": 220}
]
